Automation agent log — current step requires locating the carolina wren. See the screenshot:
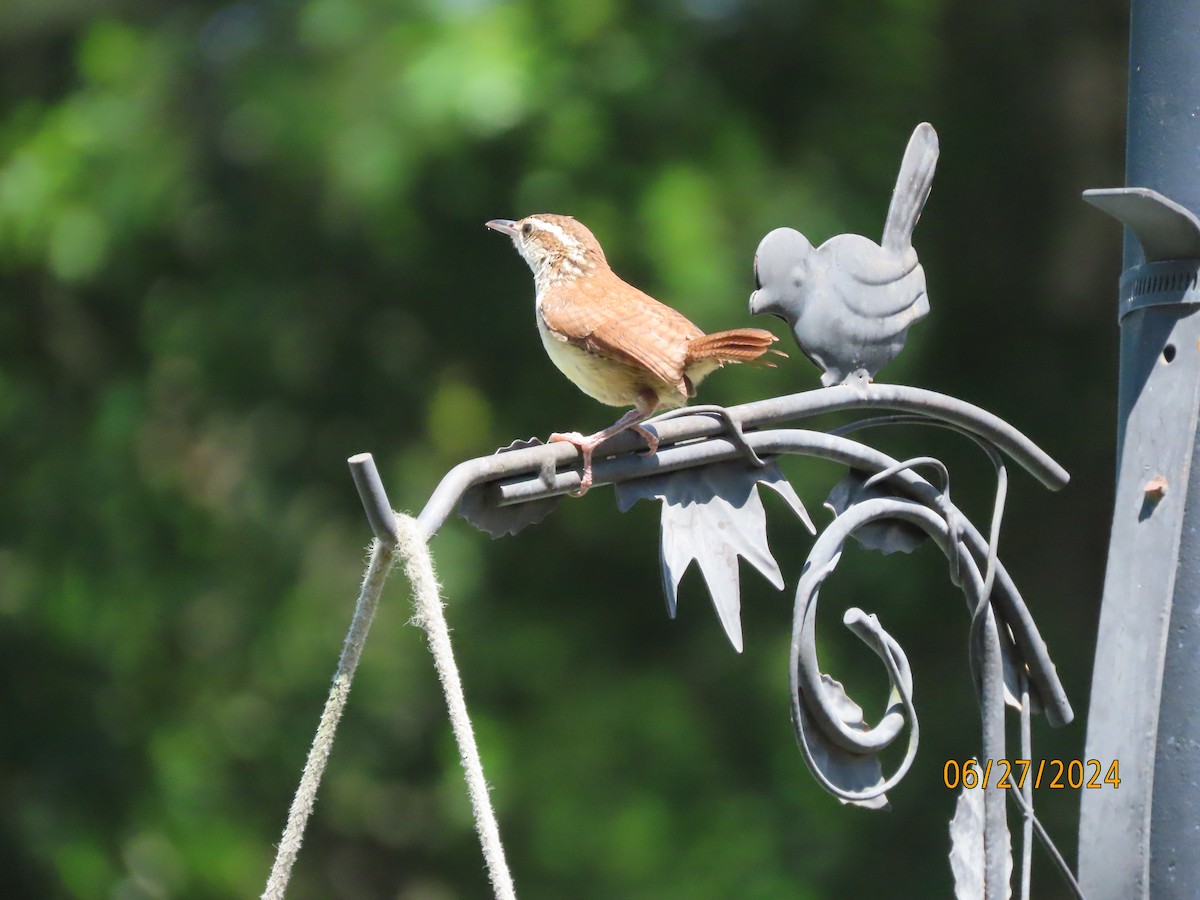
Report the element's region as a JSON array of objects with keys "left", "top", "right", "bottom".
[{"left": 487, "top": 213, "right": 782, "bottom": 494}]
